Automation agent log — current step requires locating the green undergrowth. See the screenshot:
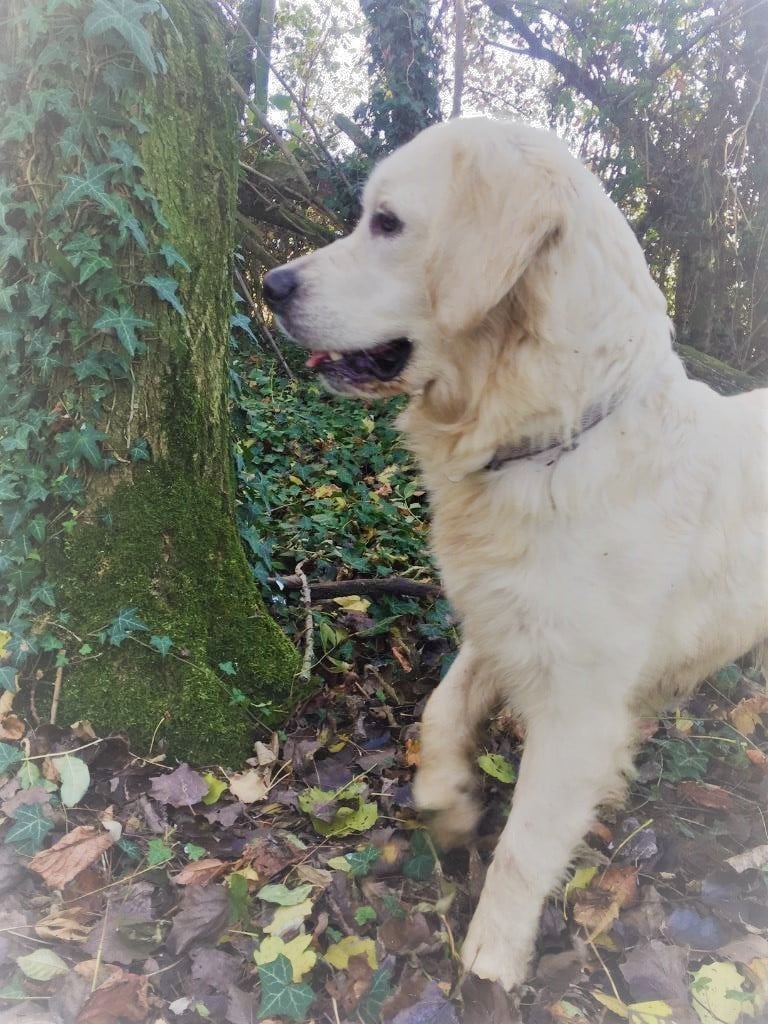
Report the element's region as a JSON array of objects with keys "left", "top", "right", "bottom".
[{"left": 232, "top": 356, "right": 454, "bottom": 670}]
